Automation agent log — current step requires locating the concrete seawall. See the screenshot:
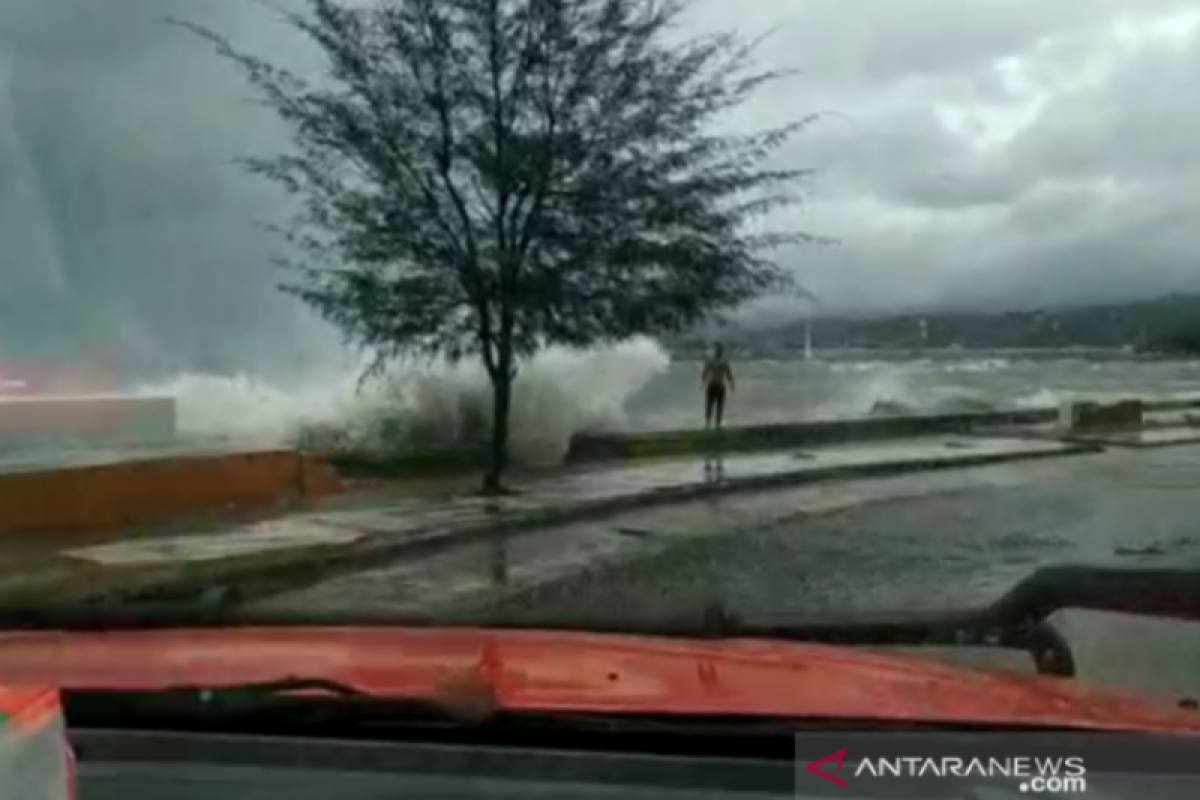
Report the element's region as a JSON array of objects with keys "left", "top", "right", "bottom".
[
  {"left": 328, "top": 396, "right": 1200, "bottom": 475},
  {"left": 0, "top": 449, "right": 341, "bottom": 536},
  {"left": 566, "top": 408, "right": 1057, "bottom": 462}
]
